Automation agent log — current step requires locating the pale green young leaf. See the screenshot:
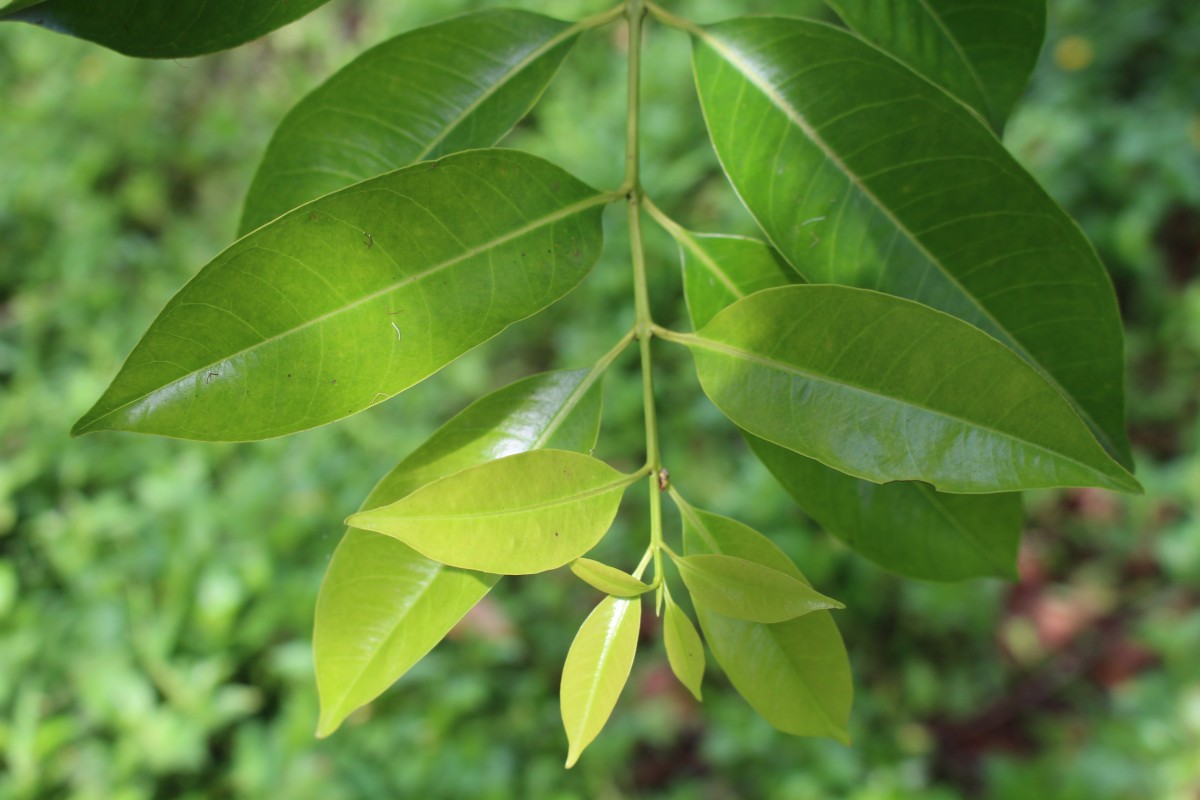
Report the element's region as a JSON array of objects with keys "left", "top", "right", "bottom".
[
  {"left": 746, "top": 432, "right": 1022, "bottom": 582},
  {"left": 824, "top": 0, "right": 1046, "bottom": 132},
  {"left": 72, "top": 150, "right": 607, "bottom": 442},
  {"left": 0, "top": 0, "right": 331, "bottom": 57},
  {"left": 240, "top": 11, "right": 582, "bottom": 234},
  {"left": 673, "top": 553, "right": 844, "bottom": 623},
  {"left": 561, "top": 596, "right": 641, "bottom": 768},
  {"left": 685, "top": 286, "right": 1140, "bottom": 494},
  {"left": 314, "top": 369, "right": 605, "bottom": 737},
  {"left": 570, "top": 559, "right": 654, "bottom": 598},
  {"left": 663, "top": 595, "right": 705, "bottom": 701},
  {"left": 692, "top": 16, "right": 1131, "bottom": 467},
  {"left": 680, "top": 502, "right": 852, "bottom": 742},
  {"left": 347, "top": 450, "right": 635, "bottom": 575}
]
